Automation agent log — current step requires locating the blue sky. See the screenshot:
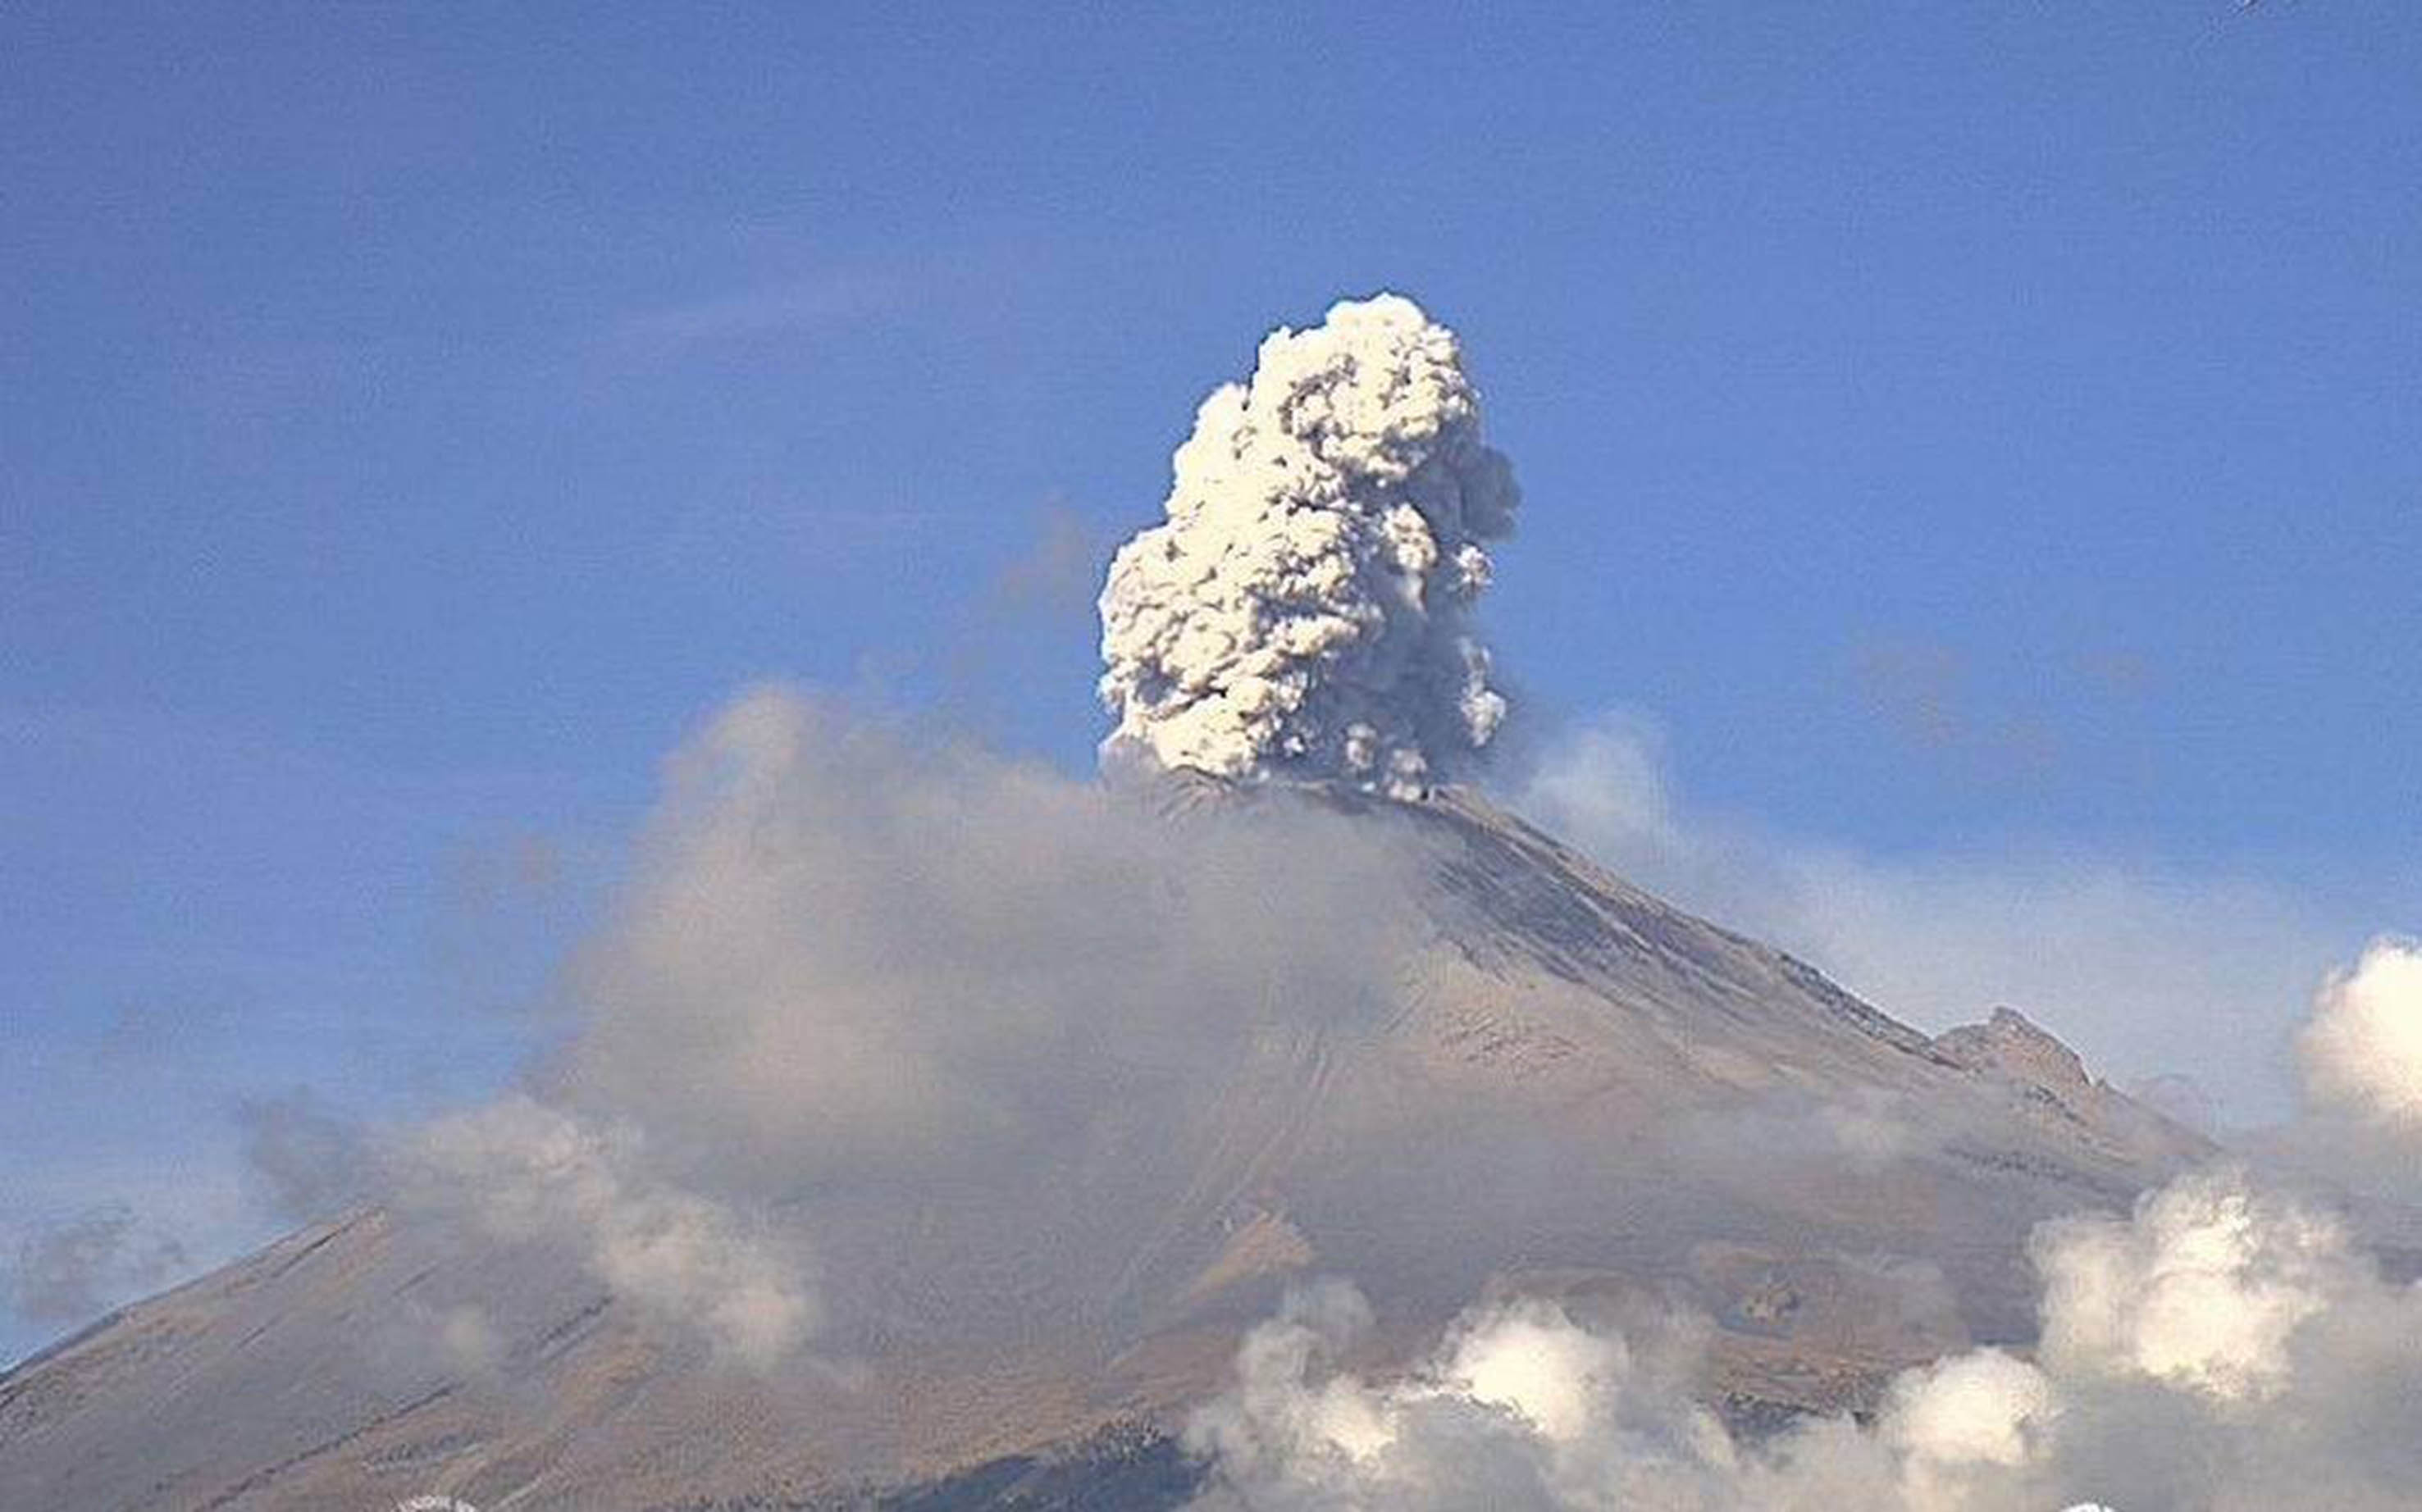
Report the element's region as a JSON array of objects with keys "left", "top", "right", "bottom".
[{"left": 4, "top": 2, "right": 2418, "bottom": 1362}]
